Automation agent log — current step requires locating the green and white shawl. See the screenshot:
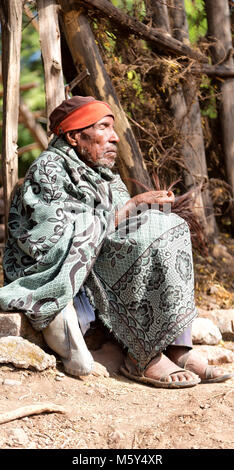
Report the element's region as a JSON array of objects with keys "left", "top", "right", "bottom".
[{"left": 0, "top": 136, "right": 197, "bottom": 369}]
